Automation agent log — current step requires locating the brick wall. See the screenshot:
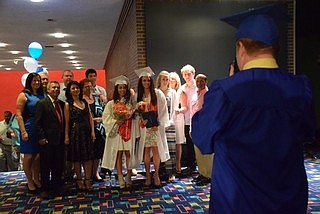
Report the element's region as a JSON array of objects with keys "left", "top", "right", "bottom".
[
  {"left": 104, "top": 0, "right": 146, "bottom": 95},
  {"left": 105, "top": 0, "right": 295, "bottom": 93},
  {"left": 286, "top": 0, "right": 294, "bottom": 73}
]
